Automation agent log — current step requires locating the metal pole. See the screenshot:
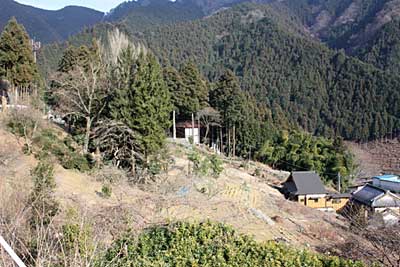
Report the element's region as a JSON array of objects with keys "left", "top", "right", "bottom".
[
  {"left": 338, "top": 172, "right": 341, "bottom": 193},
  {"left": 0, "top": 235, "right": 27, "bottom": 267}
]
